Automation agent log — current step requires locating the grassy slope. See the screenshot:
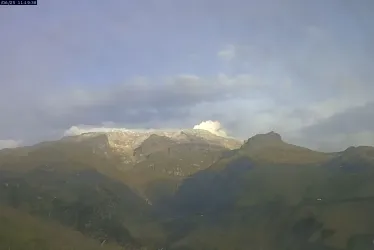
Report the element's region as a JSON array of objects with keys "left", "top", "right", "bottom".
[
  {"left": 0, "top": 134, "right": 233, "bottom": 249},
  {"left": 0, "top": 168, "right": 152, "bottom": 247},
  {"left": 0, "top": 205, "right": 126, "bottom": 250},
  {"left": 163, "top": 135, "right": 374, "bottom": 250},
  {"left": 3, "top": 132, "right": 374, "bottom": 250},
  {"left": 121, "top": 134, "right": 232, "bottom": 202}
]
